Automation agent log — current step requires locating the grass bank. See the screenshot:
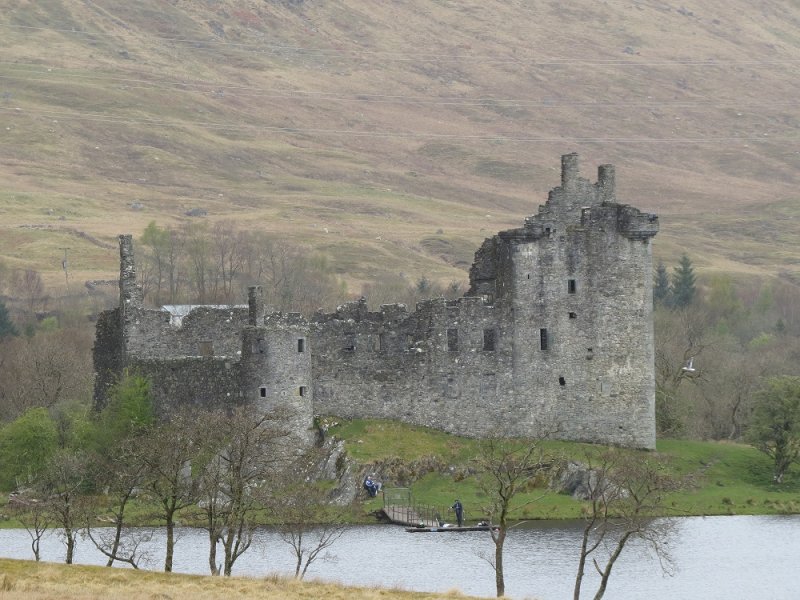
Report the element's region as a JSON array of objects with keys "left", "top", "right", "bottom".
[
  {"left": 326, "top": 418, "right": 800, "bottom": 520},
  {"left": 1, "top": 419, "right": 797, "bottom": 532},
  {"left": 0, "top": 558, "right": 478, "bottom": 600}
]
